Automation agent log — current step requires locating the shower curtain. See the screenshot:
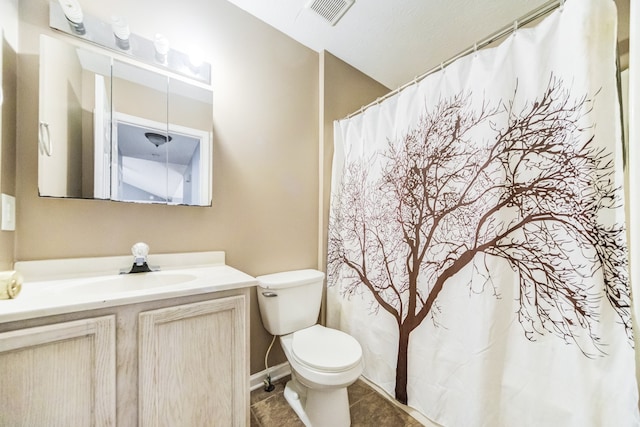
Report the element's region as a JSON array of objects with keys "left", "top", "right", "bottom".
[{"left": 326, "top": 0, "right": 640, "bottom": 425}]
